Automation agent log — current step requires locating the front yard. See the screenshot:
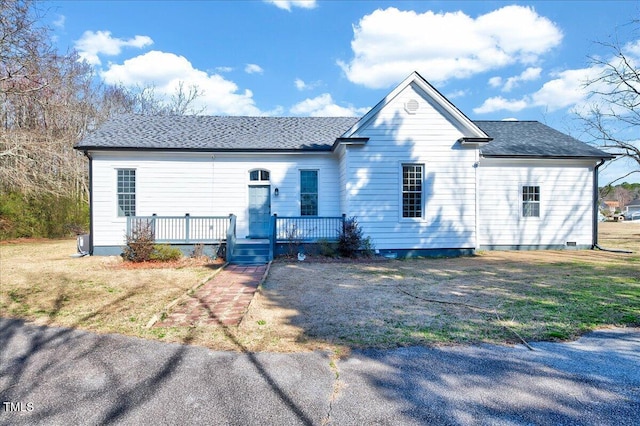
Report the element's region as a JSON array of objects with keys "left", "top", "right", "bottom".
[{"left": 1, "top": 222, "right": 638, "bottom": 353}]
